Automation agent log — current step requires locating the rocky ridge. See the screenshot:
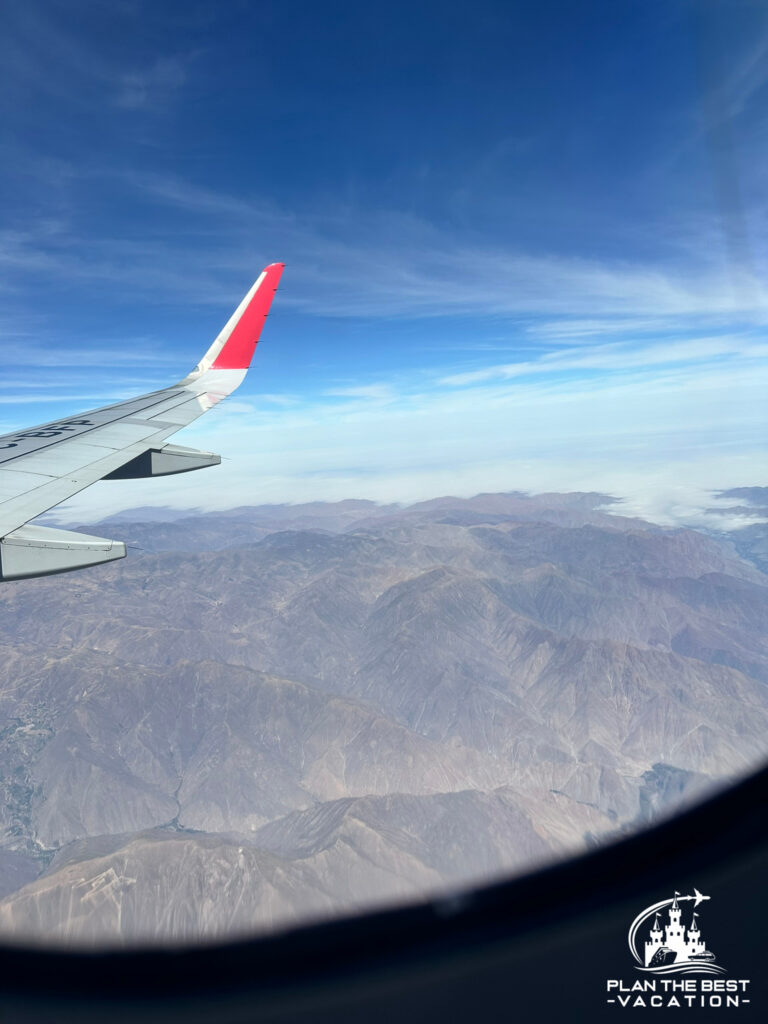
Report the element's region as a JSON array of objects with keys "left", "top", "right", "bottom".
[{"left": 0, "top": 491, "right": 764, "bottom": 945}]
